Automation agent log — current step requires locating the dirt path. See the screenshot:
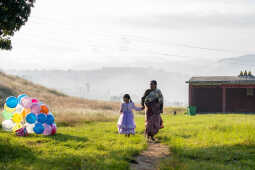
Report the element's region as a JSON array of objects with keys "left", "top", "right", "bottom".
[{"left": 131, "top": 143, "right": 170, "bottom": 170}]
